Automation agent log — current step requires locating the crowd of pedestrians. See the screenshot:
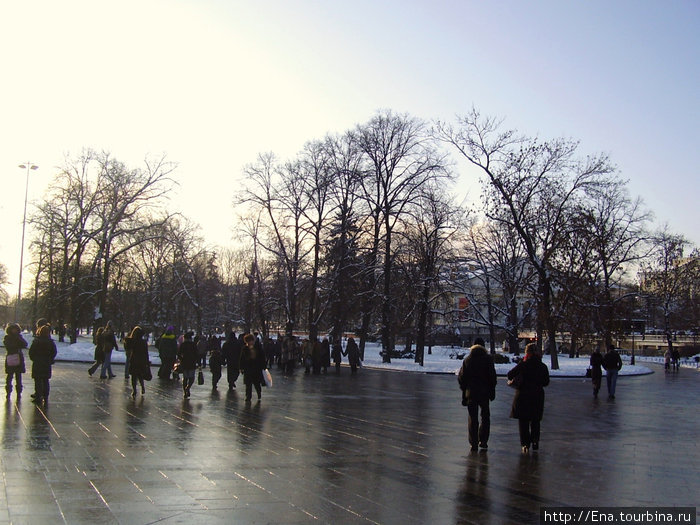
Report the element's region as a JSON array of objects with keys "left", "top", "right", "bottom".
[{"left": 5, "top": 318, "right": 644, "bottom": 455}]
